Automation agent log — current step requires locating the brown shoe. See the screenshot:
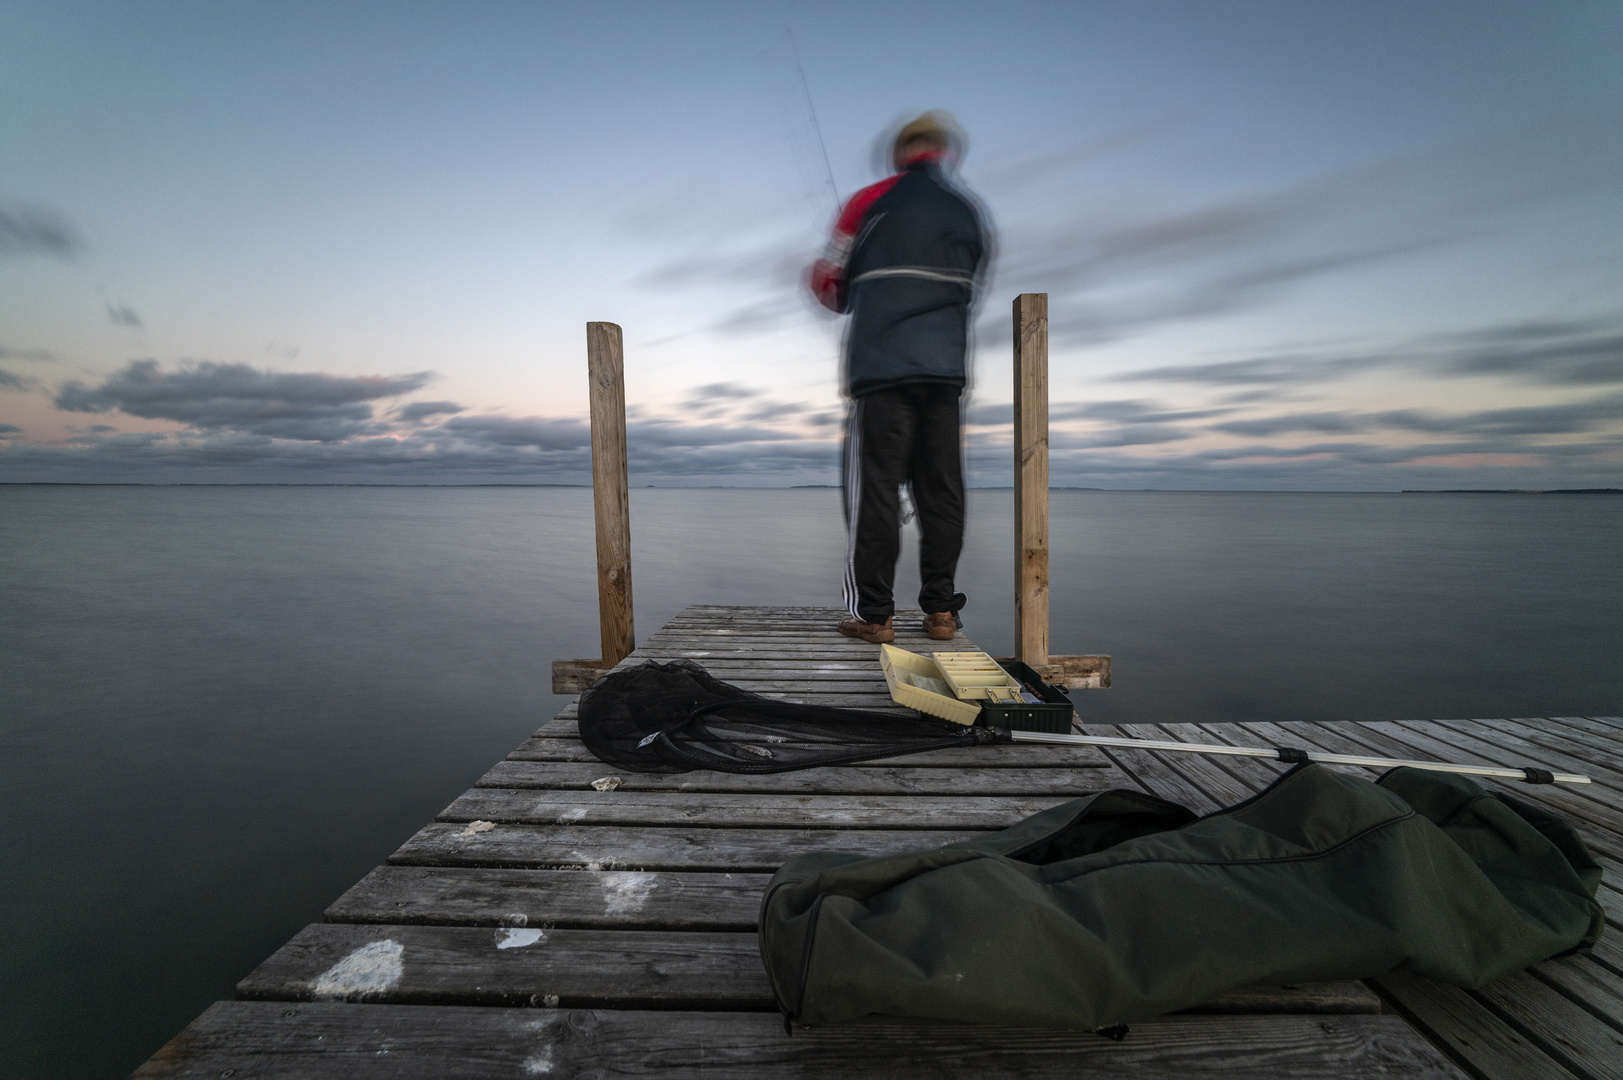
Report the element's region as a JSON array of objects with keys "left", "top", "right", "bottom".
[
  {"left": 923, "top": 612, "right": 957, "bottom": 641},
  {"left": 838, "top": 616, "right": 894, "bottom": 644}
]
